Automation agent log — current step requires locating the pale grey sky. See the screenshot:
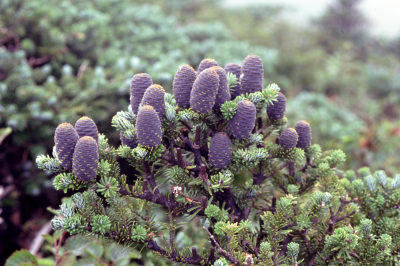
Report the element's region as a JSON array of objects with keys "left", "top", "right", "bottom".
[{"left": 222, "top": 0, "right": 400, "bottom": 39}]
